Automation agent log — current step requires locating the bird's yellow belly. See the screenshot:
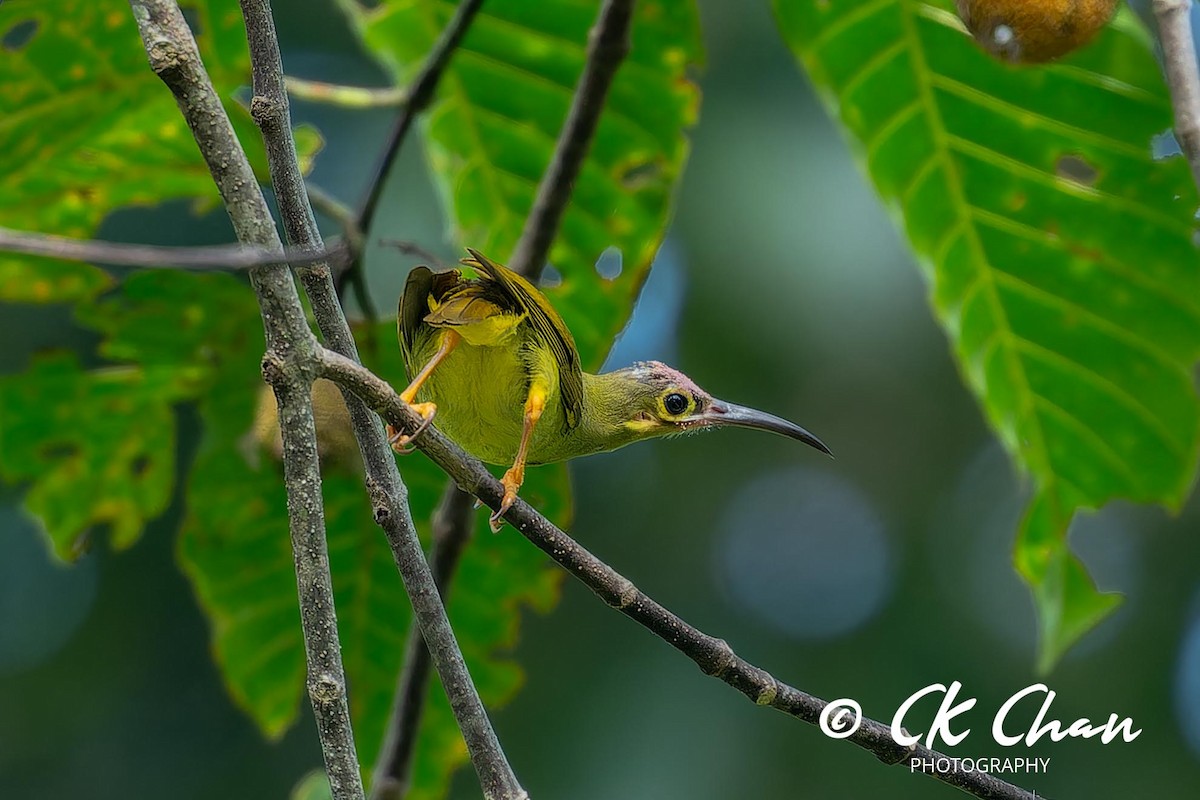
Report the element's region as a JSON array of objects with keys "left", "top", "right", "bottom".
[{"left": 417, "top": 342, "right": 529, "bottom": 465}]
